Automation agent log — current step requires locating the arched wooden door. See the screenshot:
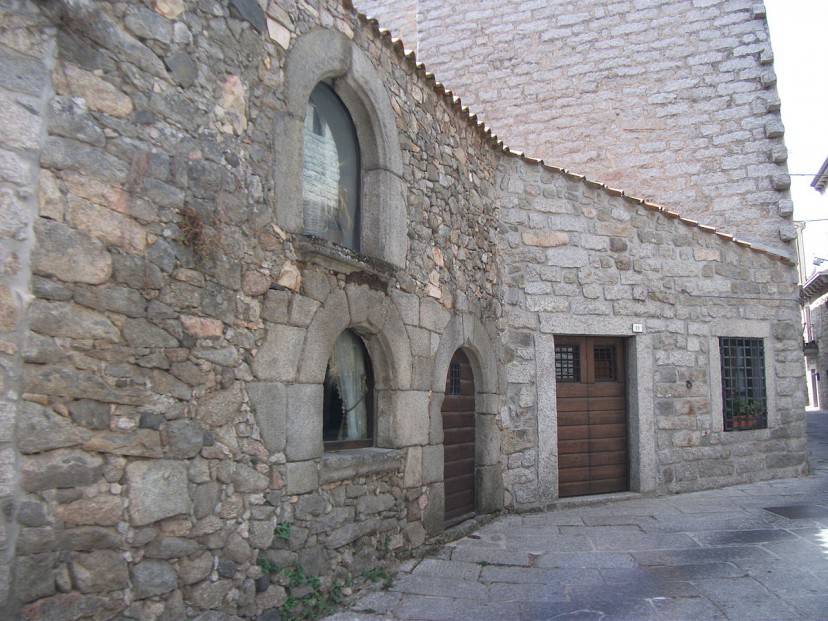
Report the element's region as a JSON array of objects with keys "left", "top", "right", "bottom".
[{"left": 442, "top": 349, "right": 476, "bottom": 526}]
